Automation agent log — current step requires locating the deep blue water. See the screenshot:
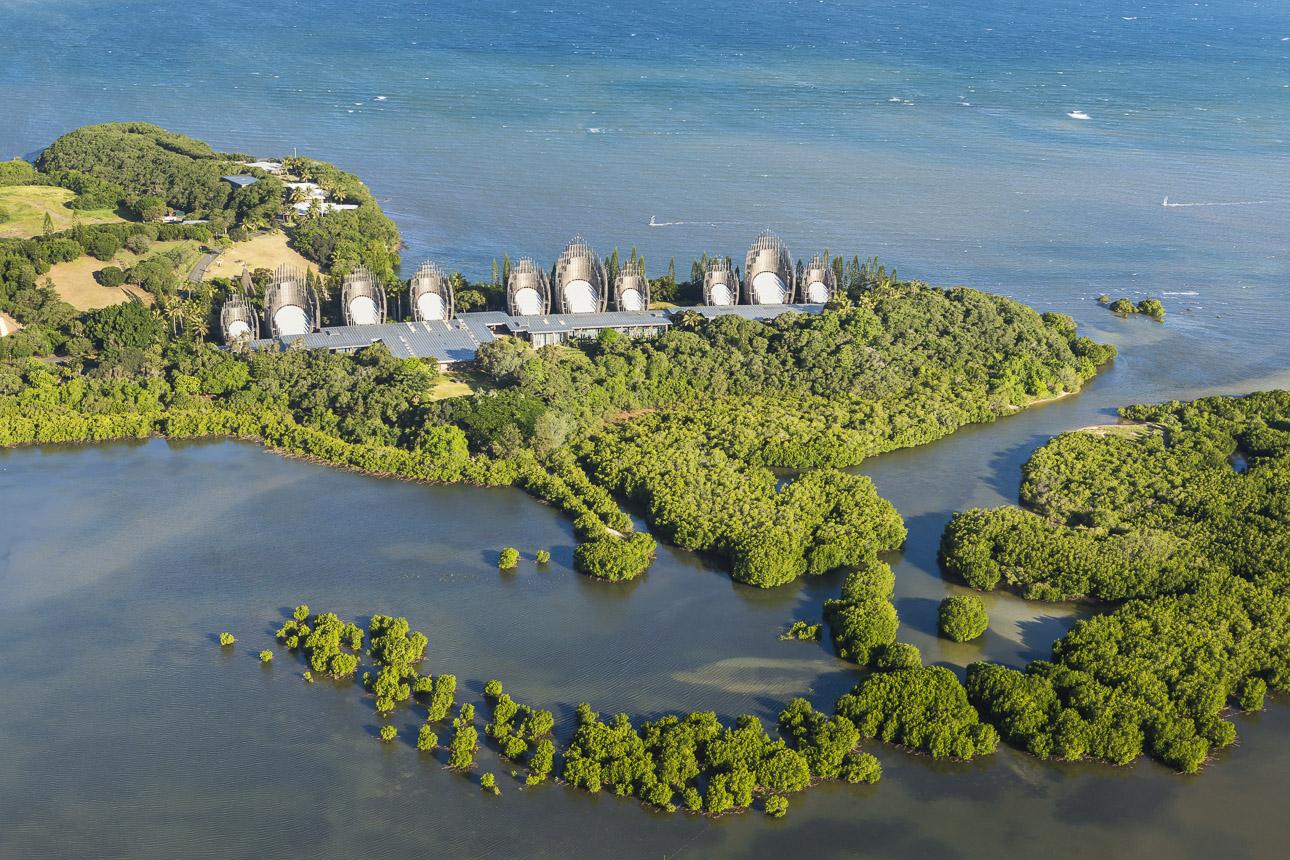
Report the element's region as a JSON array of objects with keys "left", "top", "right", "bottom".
[{"left": 2, "top": 2, "right": 1286, "bottom": 328}]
